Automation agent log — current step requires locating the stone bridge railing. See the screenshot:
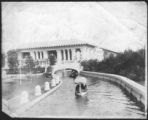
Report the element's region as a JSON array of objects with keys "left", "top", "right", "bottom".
[
  {"left": 53, "top": 62, "right": 82, "bottom": 73},
  {"left": 80, "top": 71, "right": 147, "bottom": 111}
]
